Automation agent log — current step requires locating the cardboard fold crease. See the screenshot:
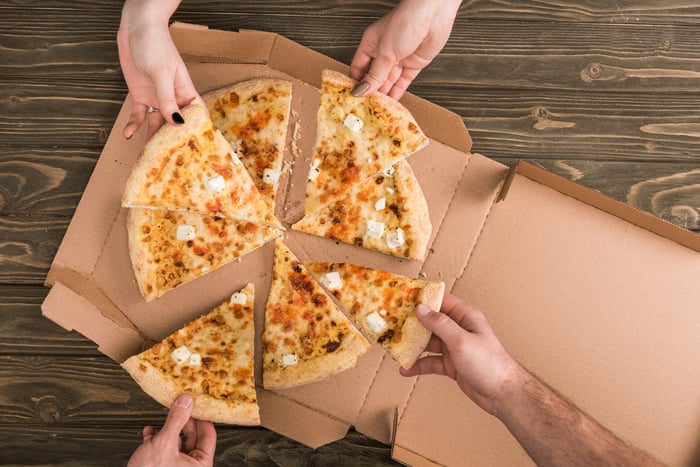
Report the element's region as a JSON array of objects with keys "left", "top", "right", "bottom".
[{"left": 42, "top": 24, "right": 700, "bottom": 466}]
